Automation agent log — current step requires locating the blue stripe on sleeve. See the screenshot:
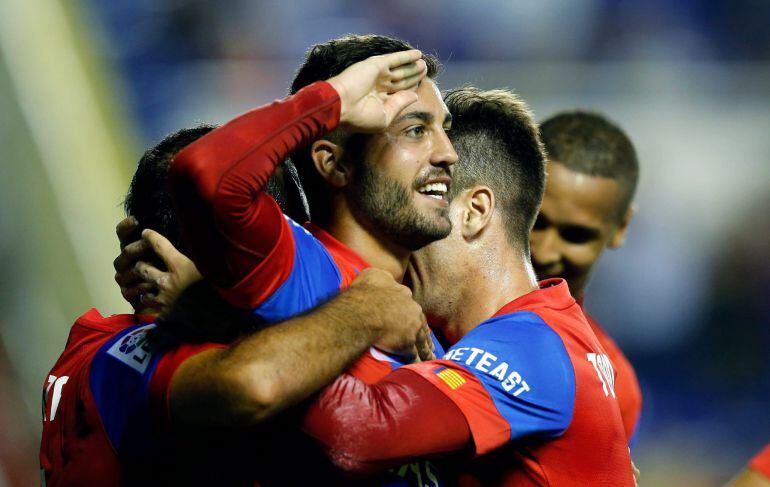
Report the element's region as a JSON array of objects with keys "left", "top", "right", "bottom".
[
  {"left": 443, "top": 311, "right": 576, "bottom": 442},
  {"left": 253, "top": 217, "right": 342, "bottom": 323}
]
